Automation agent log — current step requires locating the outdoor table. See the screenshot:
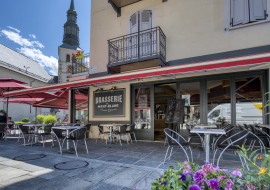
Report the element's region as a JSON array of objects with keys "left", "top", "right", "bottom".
[
  {"left": 23, "top": 124, "right": 46, "bottom": 145},
  {"left": 190, "top": 128, "right": 225, "bottom": 165},
  {"left": 52, "top": 126, "right": 81, "bottom": 154},
  {"left": 99, "top": 124, "right": 124, "bottom": 144},
  {"left": 193, "top": 124, "right": 217, "bottom": 129}
]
